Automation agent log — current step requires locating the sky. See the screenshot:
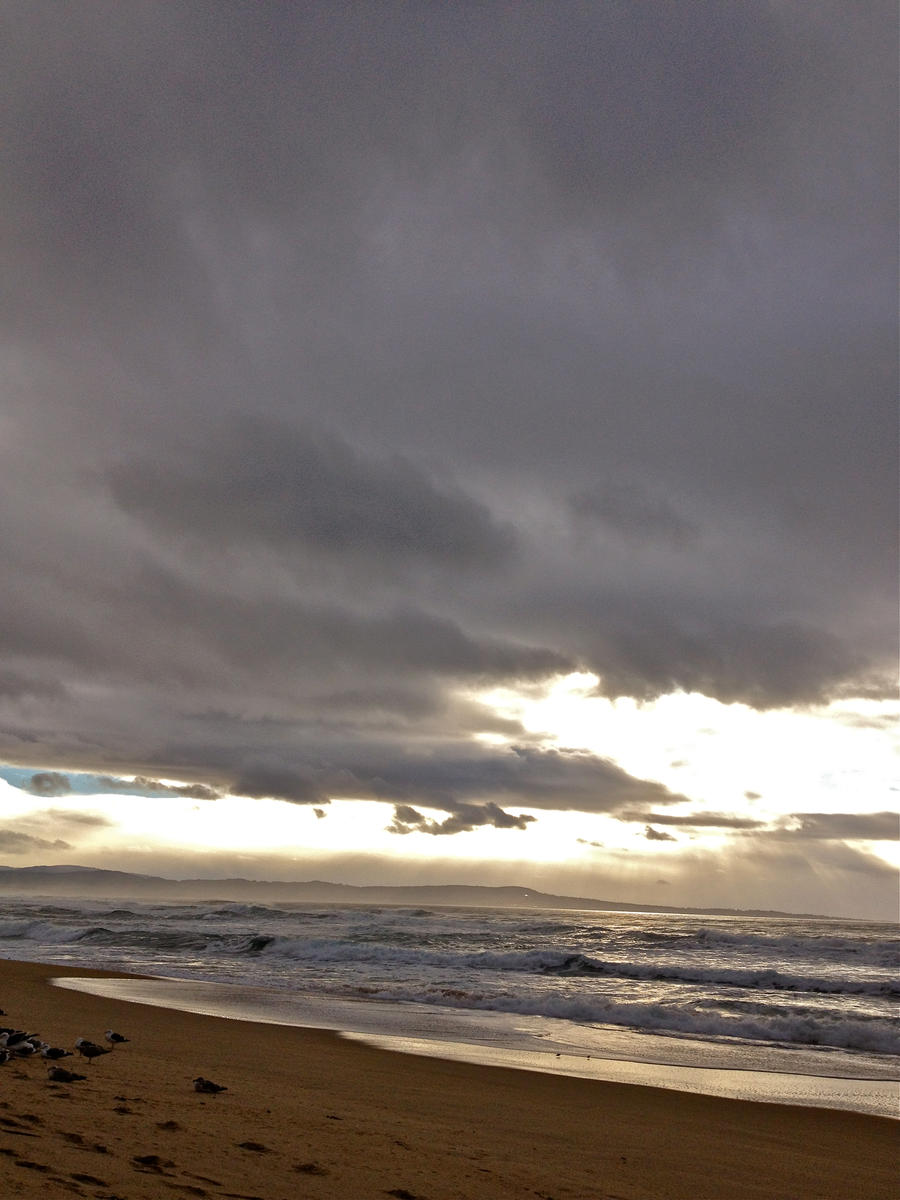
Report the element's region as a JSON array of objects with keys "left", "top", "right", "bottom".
[{"left": 0, "top": 1, "right": 897, "bottom": 920}]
